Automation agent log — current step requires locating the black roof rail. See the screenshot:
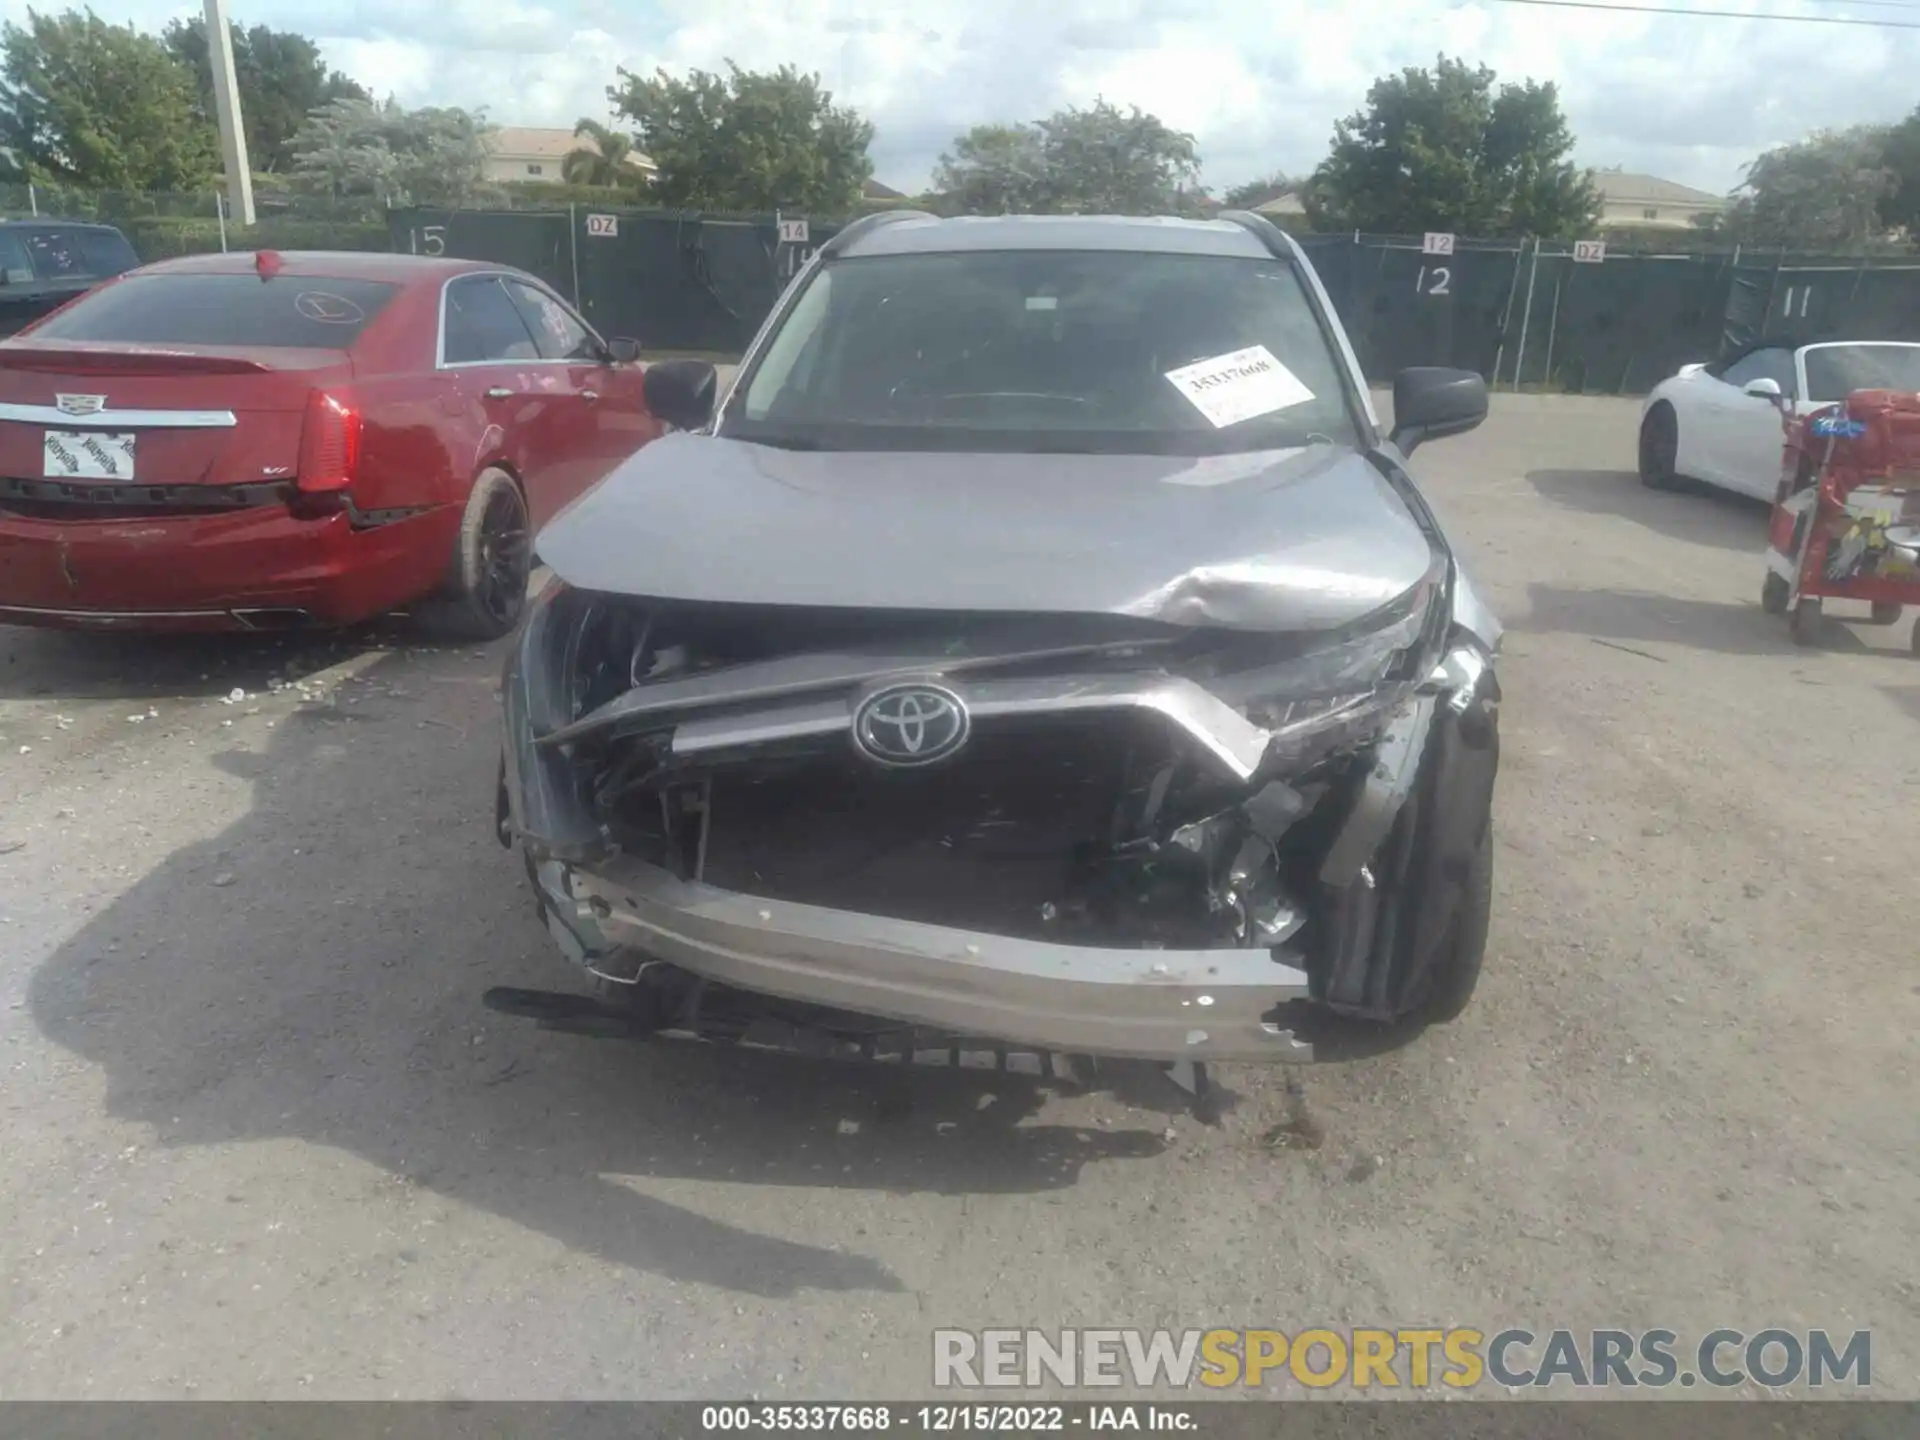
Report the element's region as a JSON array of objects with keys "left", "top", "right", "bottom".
[
  {"left": 819, "top": 208, "right": 938, "bottom": 259},
  {"left": 1216, "top": 209, "right": 1304, "bottom": 264}
]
